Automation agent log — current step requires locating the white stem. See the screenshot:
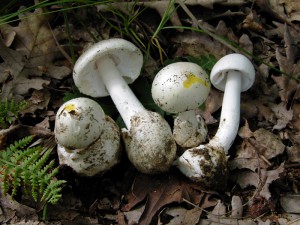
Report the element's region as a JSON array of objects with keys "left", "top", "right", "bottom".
[
  {"left": 96, "top": 57, "right": 145, "bottom": 129},
  {"left": 208, "top": 71, "right": 242, "bottom": 154}
]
